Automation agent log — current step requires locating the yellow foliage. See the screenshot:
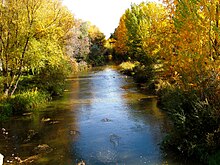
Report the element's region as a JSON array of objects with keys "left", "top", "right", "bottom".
[{"left": 119, "top": 61, "right": 138, "bottom": 71}]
